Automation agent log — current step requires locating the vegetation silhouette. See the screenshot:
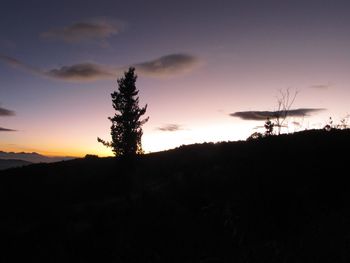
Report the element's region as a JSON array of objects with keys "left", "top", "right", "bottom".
[
  {"left": 264, "top": 117, "right": 274, "bottom": 136},
  {"left": 1, "top": 129, "right": 350, "bottom": 262},
  {"left": 273, "top": 88, "right": 298, "bottom": 134},
  {"left": 247, "top": 118, "right": 274, "bottom": 141},
  {"left": 98, "top": 67, "right": 149, "bottom": 157},
  {"left": 324, "top": 115, "right": 349, "bottom": 131}
]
